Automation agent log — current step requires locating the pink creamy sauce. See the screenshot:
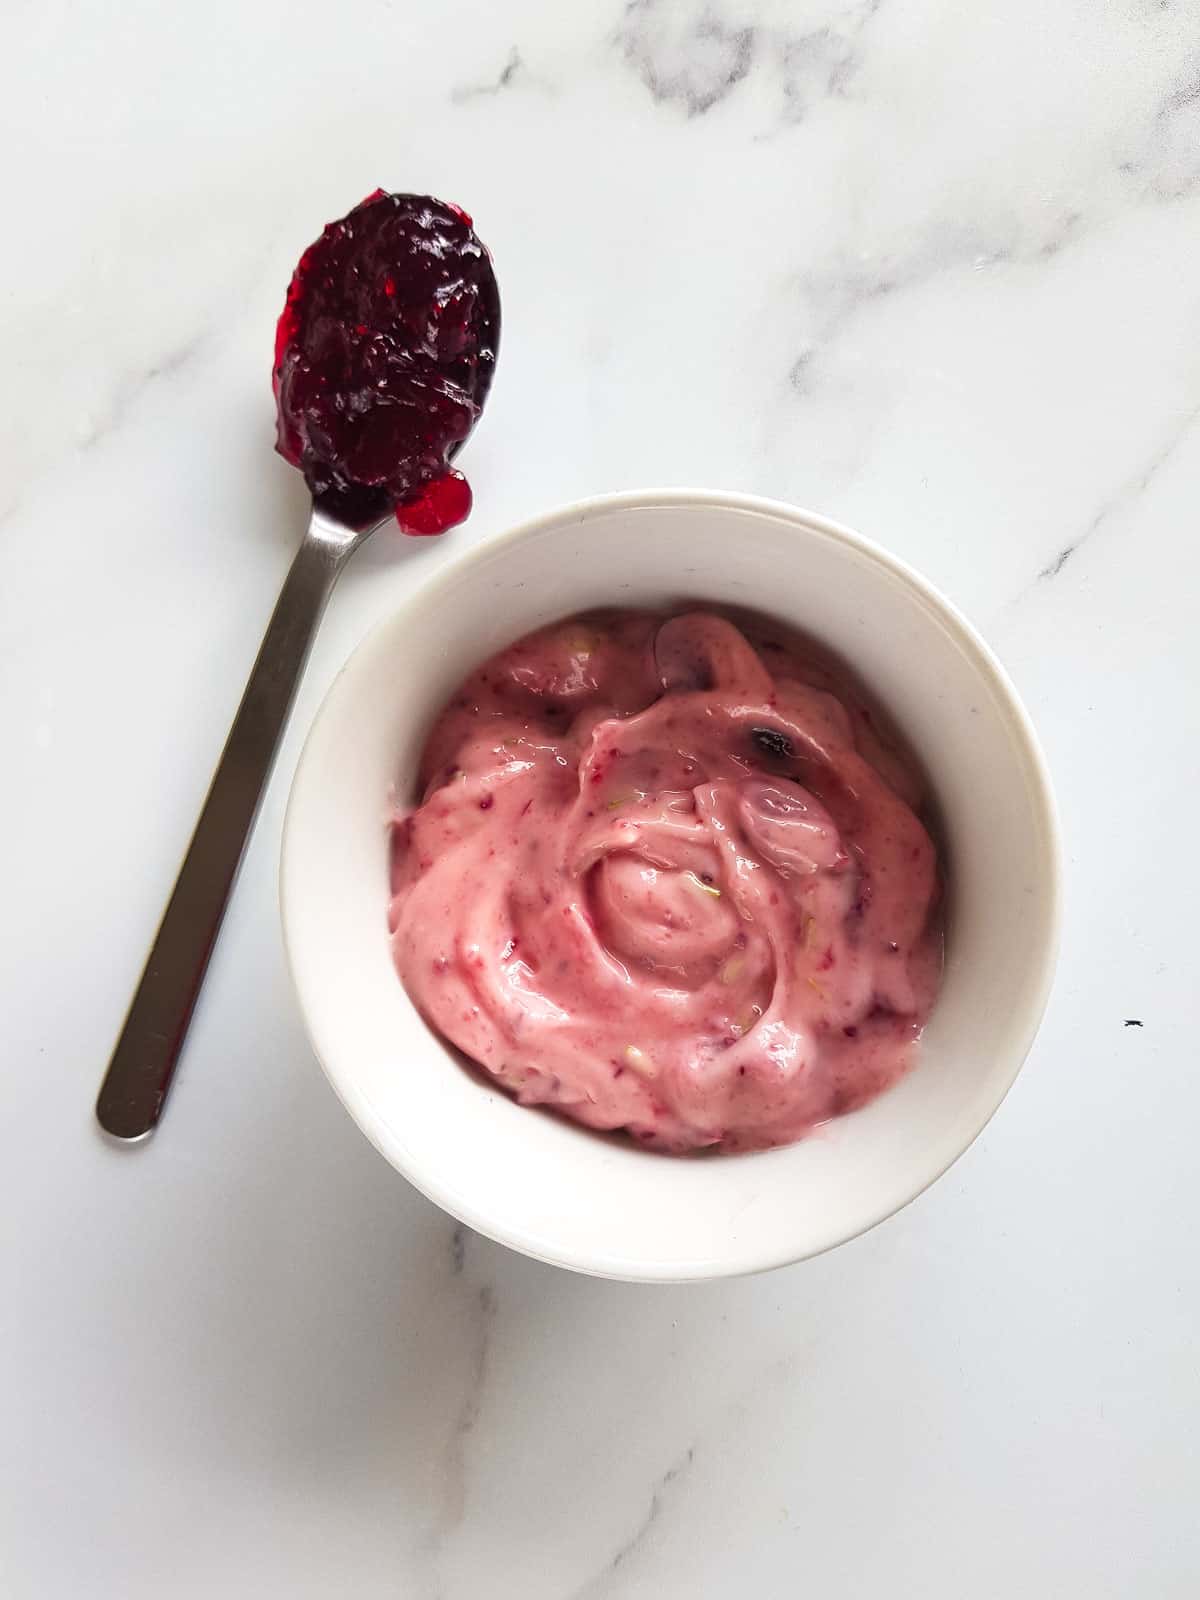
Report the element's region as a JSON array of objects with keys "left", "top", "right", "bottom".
[{"left": 388, "top": 610, "right": 943, "bottom": 1153}]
